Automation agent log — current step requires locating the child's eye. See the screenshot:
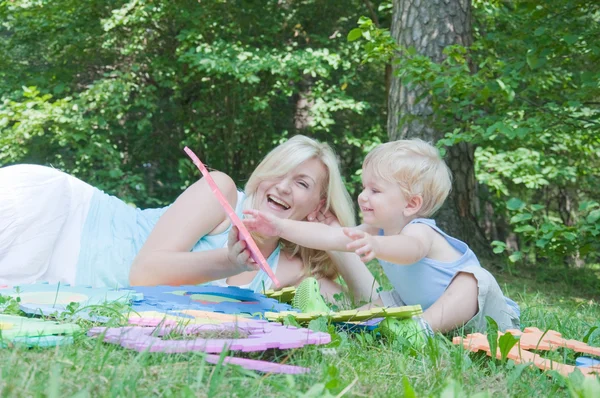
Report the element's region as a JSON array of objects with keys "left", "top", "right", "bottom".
[{"left": 298, "top": 181, "right": 309, "bottom": 188}]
